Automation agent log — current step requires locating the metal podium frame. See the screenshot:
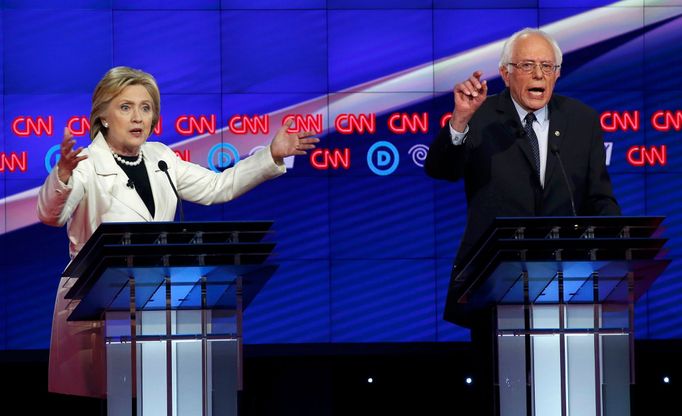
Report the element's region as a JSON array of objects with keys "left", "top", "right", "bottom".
[
  {"left": 444, "top": 216, "right": 670, "bottom": 416},
  {"left": 63, "top": 221, "right": 278, "bottom": 416}
]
